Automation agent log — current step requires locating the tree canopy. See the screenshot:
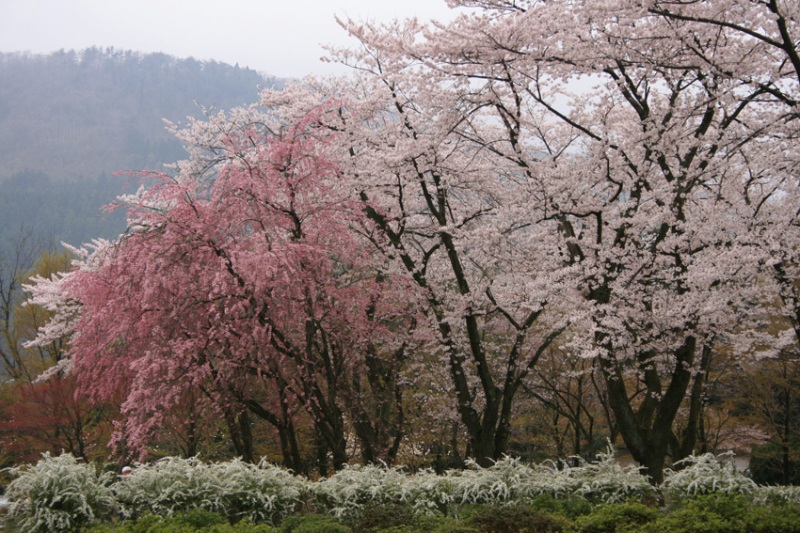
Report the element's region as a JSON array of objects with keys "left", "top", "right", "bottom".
[{"left": 24, "top": 0, "right": 800, "bottom": 483}]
